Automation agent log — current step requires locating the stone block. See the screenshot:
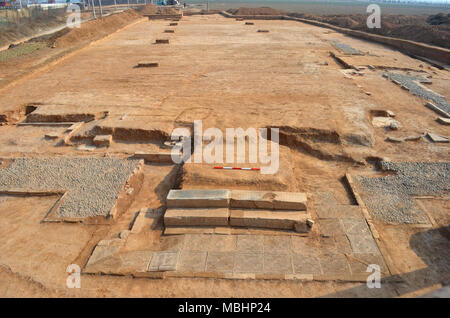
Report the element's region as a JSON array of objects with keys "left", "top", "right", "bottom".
[
  {"left": 257, "top": 30, "right": 269, "bottom": 33},
  {"left": 169, "top": 23, "right": 178, "bottom": 26},
  {"left": 93, "top": 134, "right": 112, "bottom": 146},
  {"left": 164, "top": 29, "right": 175, "bottom": 33},
  {"left": 44, "top": 132, "right": 60, "bottom": 139},
  {"left": 164, "top": 208, "right": 229, "bottom": 226},
  {"left": 166, "top": 189, "right": 230, "bottom": 208},
  {"left": 245, "top": 22, "right": 254, "bottom": 25},
  {"left": 155, "top": 39, "right": 170, "bottom": 44},
  {"left": 230, "top": 190, "right": 307, "bottom": 210},
  {"left": 236, "top": 235, "right": 264, "bottom": 253},
  {"left": 230, "top": 209, "right": 310, "bottom": 232}
]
